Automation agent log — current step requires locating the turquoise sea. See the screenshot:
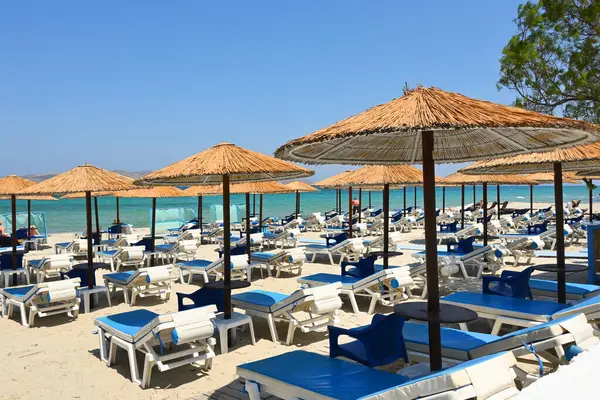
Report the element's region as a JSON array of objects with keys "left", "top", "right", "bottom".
[{"left": 0, "top": 185, "right": 597, "bottom": 234}]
